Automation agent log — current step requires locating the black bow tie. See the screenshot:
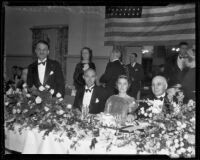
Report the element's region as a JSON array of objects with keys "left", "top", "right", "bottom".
[
  {"left": 85, "top": 86, "right": 94, "bottom": 93},
  {"left": 38, "top": 61, "right": 46, "bottom": 66},
  {"left": 154, "top": 97, "right": 164, "bottom": 101}
]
